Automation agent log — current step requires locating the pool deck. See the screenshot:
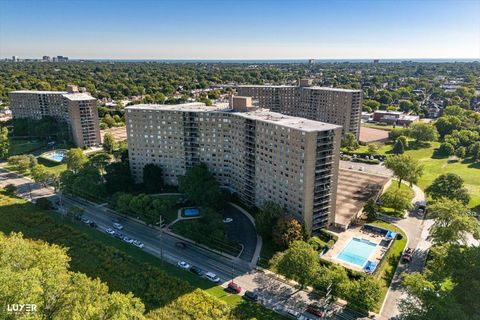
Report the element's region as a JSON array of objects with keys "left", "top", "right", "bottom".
[{"left": 322, "top": 226, "right": 389, "bottom": 272}]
